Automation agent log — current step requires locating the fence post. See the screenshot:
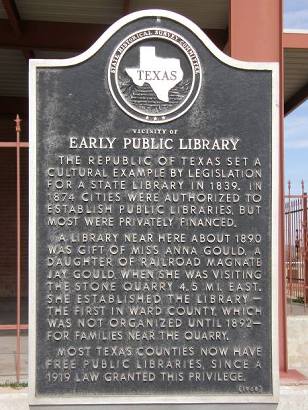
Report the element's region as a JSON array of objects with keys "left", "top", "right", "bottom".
[
  {"left": 303, "top": 192, "right": 308, "bottom": 303},
  {"left": 14, "top": 114, "right": 21, "bottom": 383}
]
